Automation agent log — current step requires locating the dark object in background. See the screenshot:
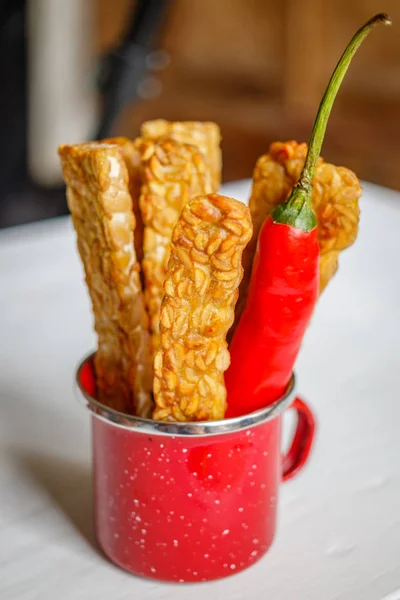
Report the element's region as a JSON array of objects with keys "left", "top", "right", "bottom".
[
  {"left": 97, "top": 0, "right": 170, "bottom": 139},
  {"left": 0, "top": 0, "right": 170, "bottom": 228},
  {"left": 0, "top": 0, "right": 66, "bottom": 227},
  {"left": 0, "top": 0, "right": 27, "bottom": 208}
]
